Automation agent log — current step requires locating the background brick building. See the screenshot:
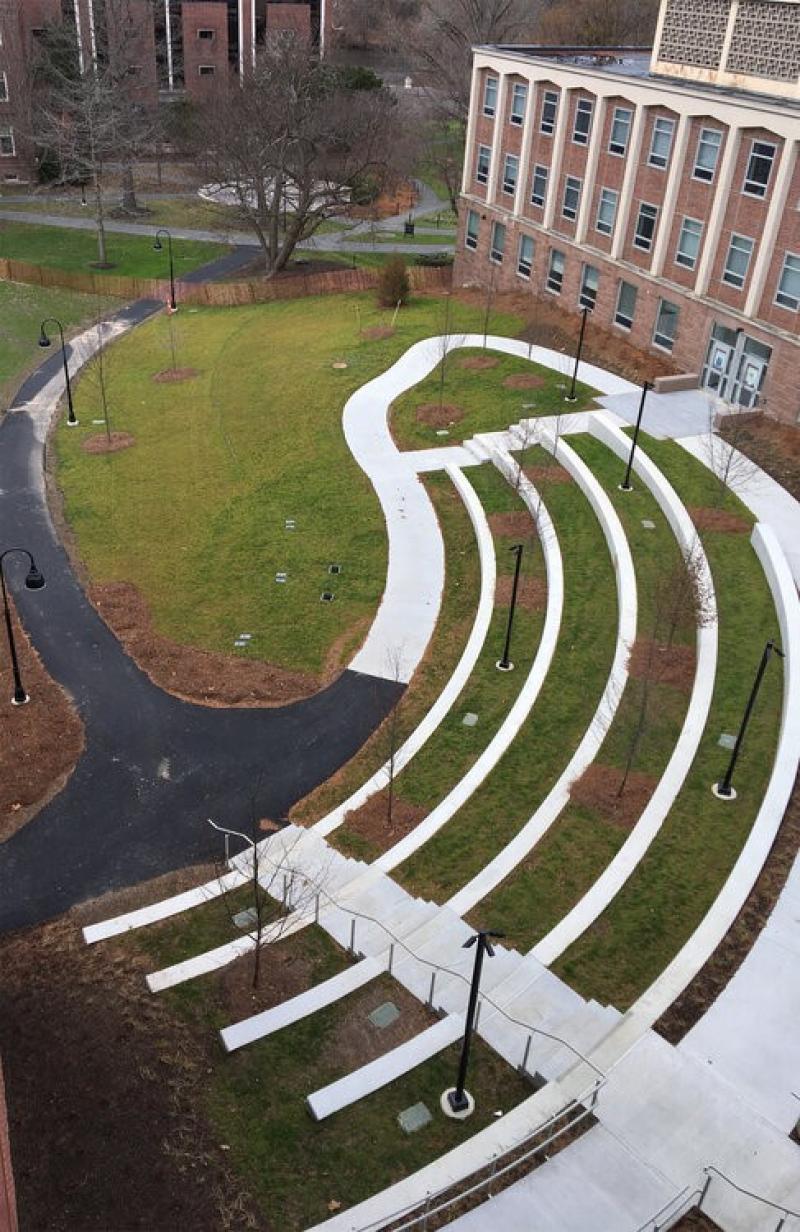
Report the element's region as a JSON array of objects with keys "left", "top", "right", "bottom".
[{"left": 455, "top": 0, "right": 800, "bottom": 422}]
